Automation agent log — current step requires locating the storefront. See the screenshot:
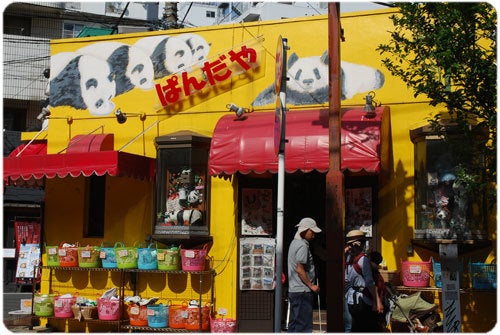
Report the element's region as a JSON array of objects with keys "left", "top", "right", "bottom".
[{"left": 3, "top": 8, "right": 495, "bottom": 332}]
